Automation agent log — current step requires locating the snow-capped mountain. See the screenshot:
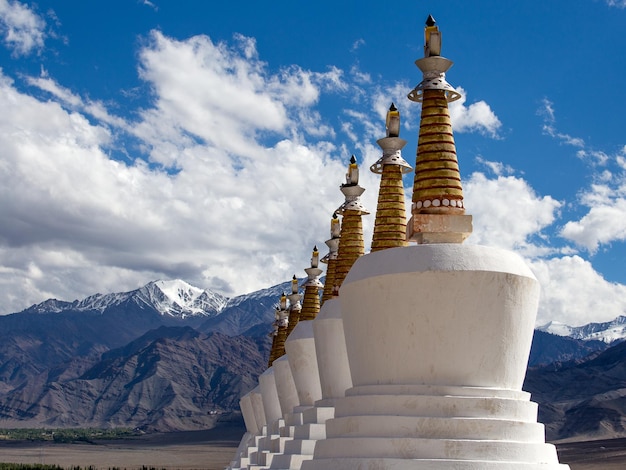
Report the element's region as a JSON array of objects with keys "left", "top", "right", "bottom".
[
  {"left": 537, "top": 316, "right": 626, "bottom": 344},
  {"left": 24, "top": 279, "right": 228, "bottom": 319}
]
